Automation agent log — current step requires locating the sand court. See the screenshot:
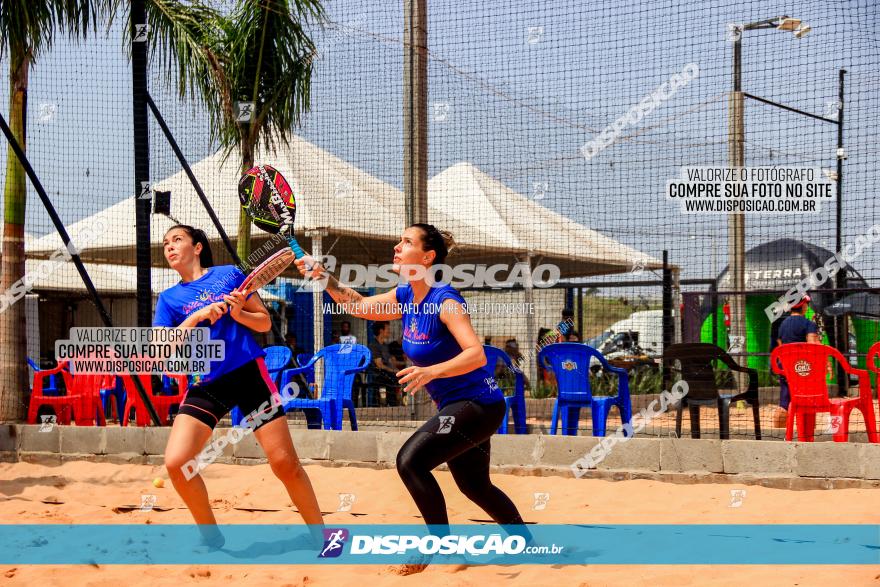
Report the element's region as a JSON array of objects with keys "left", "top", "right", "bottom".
[{"left": 0, "top": 460, "right": 877, "bottom": 585}]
